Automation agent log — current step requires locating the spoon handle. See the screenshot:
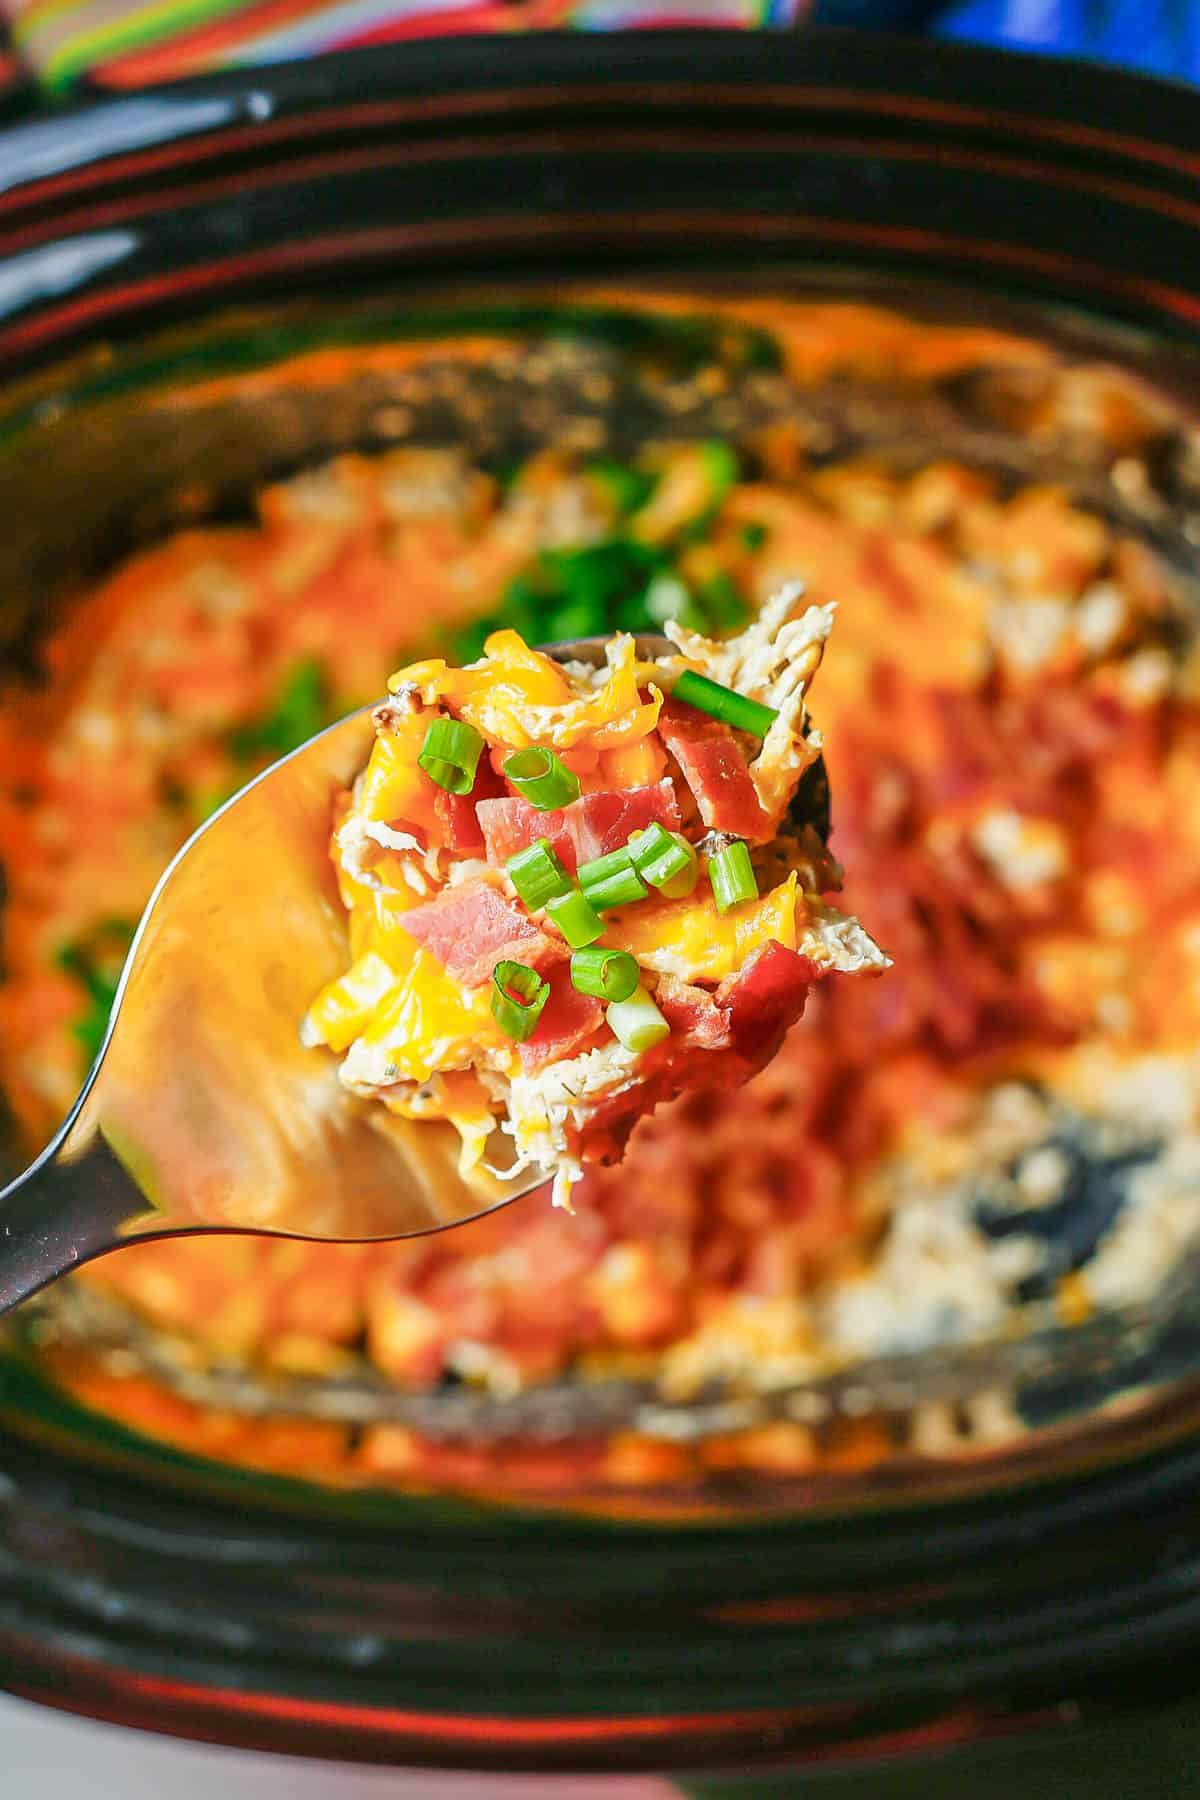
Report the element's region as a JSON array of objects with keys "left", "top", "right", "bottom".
[{"left": 0, "top": 1136, "right": 141, "bottom": 1315}]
